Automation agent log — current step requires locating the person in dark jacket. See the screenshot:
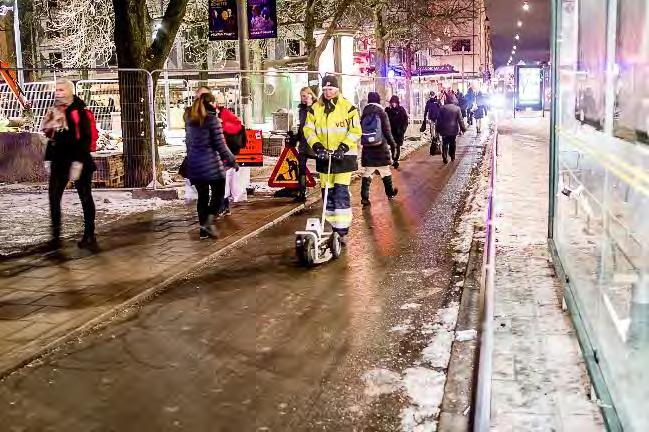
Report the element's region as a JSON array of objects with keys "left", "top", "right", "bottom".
[
  {"left": 385, "top": 95, "right": 409, "bottom": 169},
  {"left": 465, "top": 86, "right": 476, "bottom": 126},
  {"left": 360, "top": 92, "right": 398, "bottom": 207},
  {"left": 457, "top": 91, "right": 468, "bottom": 118},
  {"left": 422, "top": 91, "right": 441, "bottom": 141},
  {"left": 184, "top": 92, "right": 237, "bottom": 239},
  {"left": 41, "top": 80, "right": 97, "bottom": 250},
  {"left": 291, "top": 86, "right": 317, "bottom": 202},
  {"left": 474, "top": 91, "right": 489, "bottom": 134},
  {"left": 436, "top": 91, "right": 467, "bottom": 164}
]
